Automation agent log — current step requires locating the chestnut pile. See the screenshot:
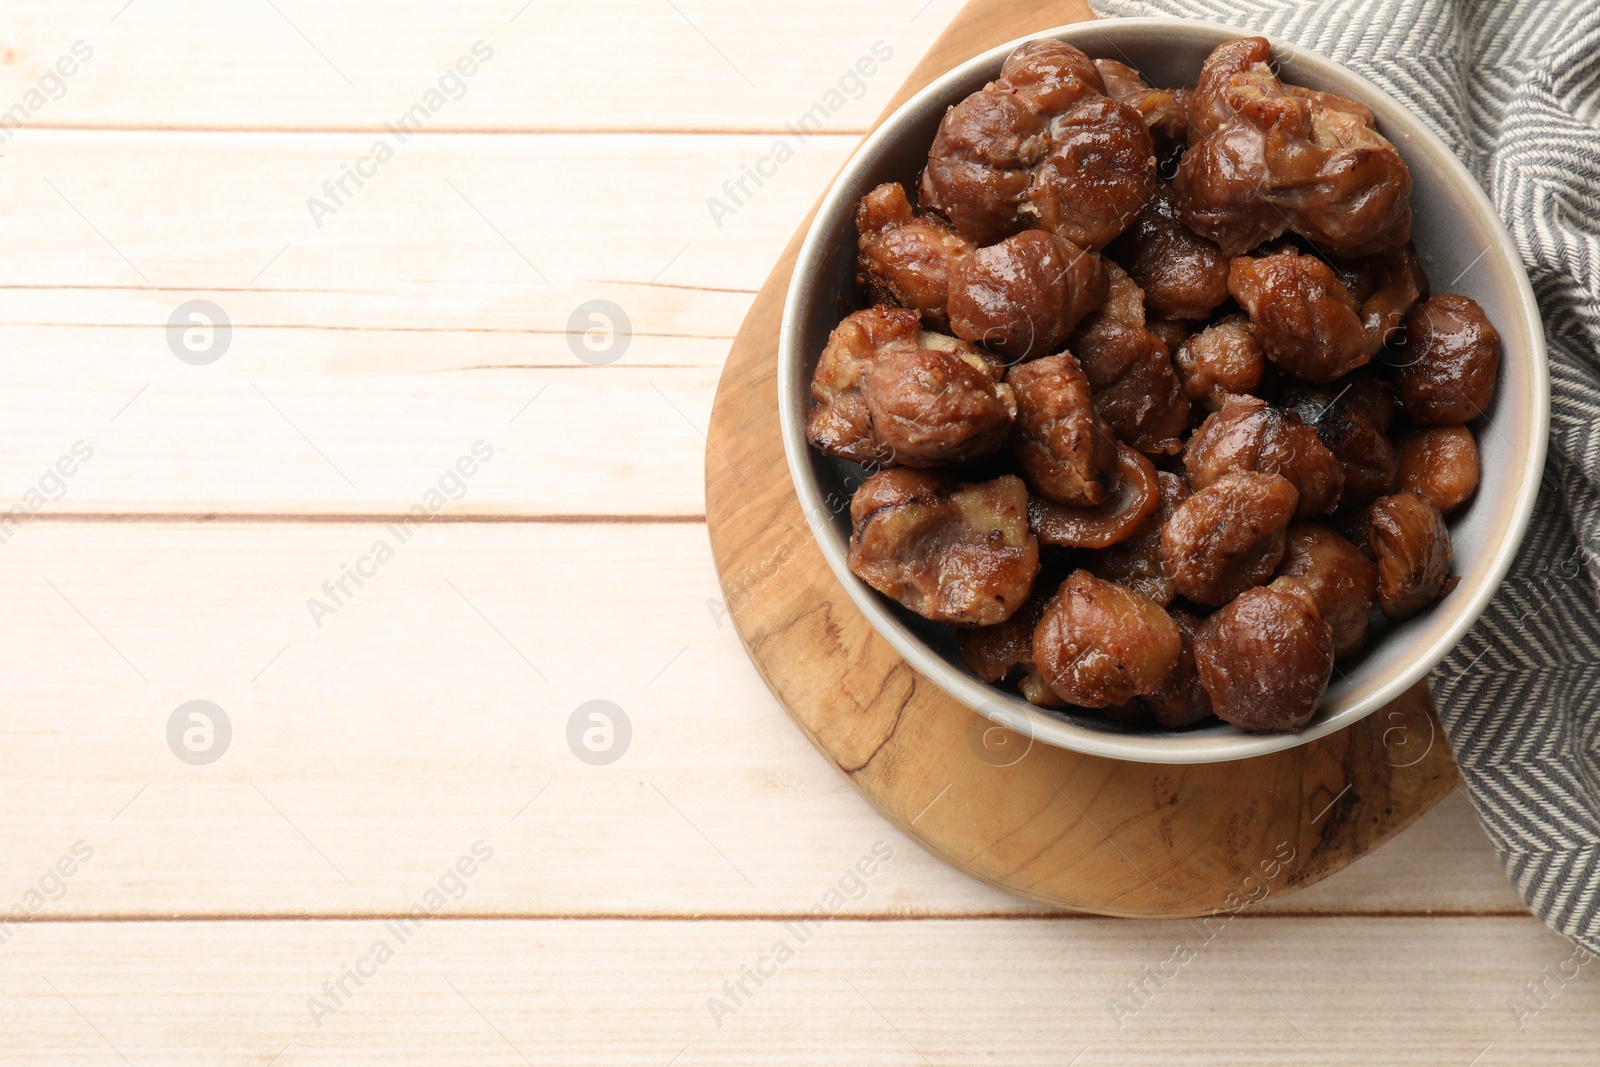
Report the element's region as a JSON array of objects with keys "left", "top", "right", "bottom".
[{"left": 805, "top": 37, "right": 1500, "bottom": 733}]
